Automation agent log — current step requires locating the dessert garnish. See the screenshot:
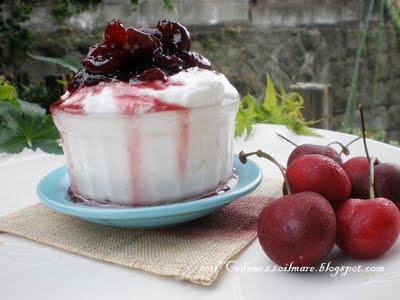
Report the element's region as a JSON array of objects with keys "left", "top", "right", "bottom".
[
  {"left": 239, "top": 150, "right": 336, "bottom": 267},
  {"left": 67, "top": 19, "right": 212, "bottom": 94}
]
